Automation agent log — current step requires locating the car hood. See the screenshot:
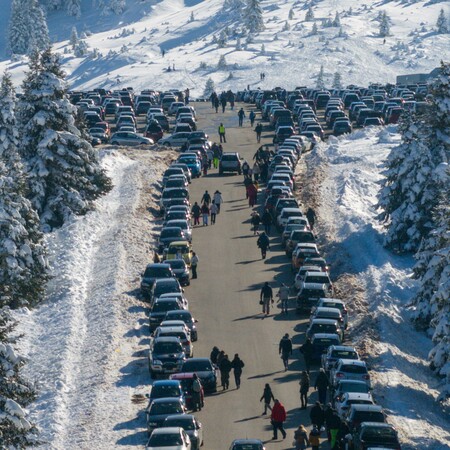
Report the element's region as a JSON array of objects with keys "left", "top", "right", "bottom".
[{"left": 153, "top": 352, "right": 185, "bottom": 361}]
